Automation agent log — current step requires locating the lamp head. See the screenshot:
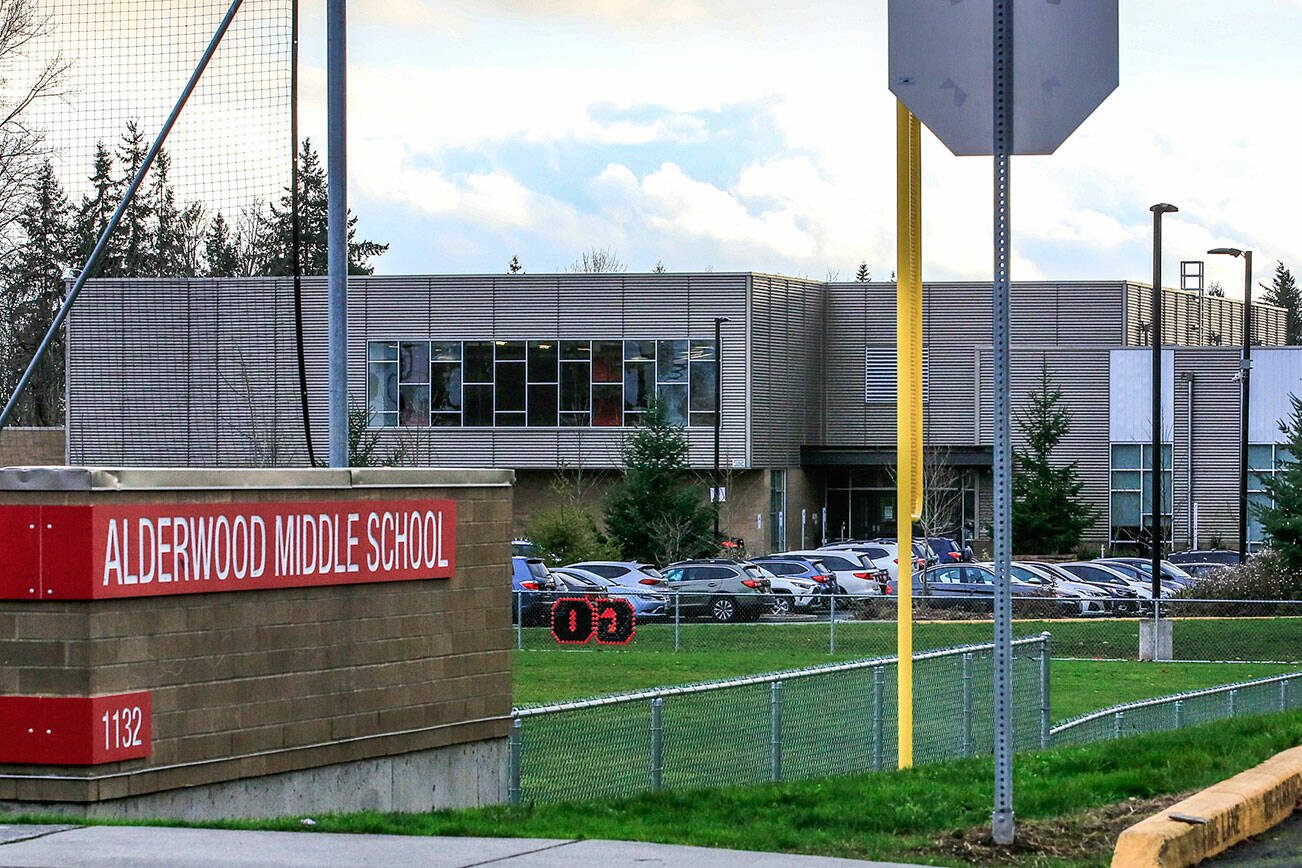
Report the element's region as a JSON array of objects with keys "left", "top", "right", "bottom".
[
  {"left": 1150, "top": 203, "right": 1179, "bottom": 214},
  {"left": 714, "top": 316, "right": 731, "bottom": 324},
  {"left": 1208, "top": 247, "right": 1244, "bottom": 258}
]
